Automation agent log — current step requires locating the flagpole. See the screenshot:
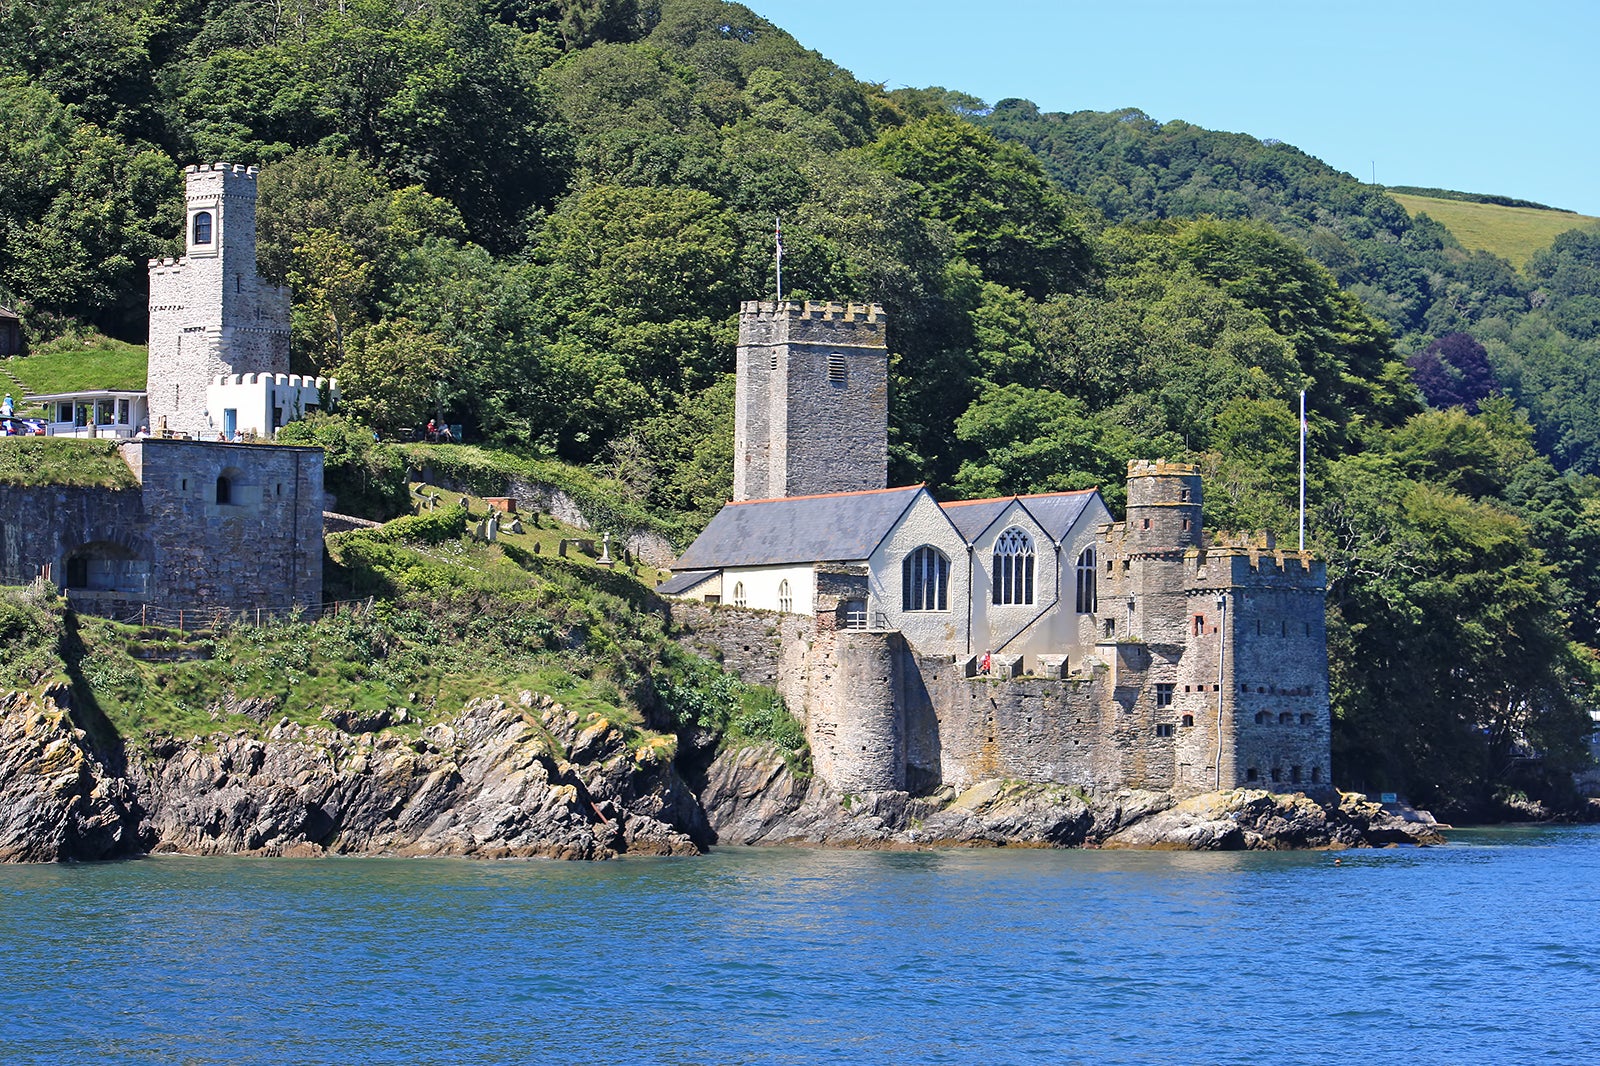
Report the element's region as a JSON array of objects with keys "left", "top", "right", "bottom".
[
  {"left": 775, "top": 214, "right": 783, "bottom": 301},
  {"left": 1299, "top": 388, "right": 1306, "bottom": 552}
]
